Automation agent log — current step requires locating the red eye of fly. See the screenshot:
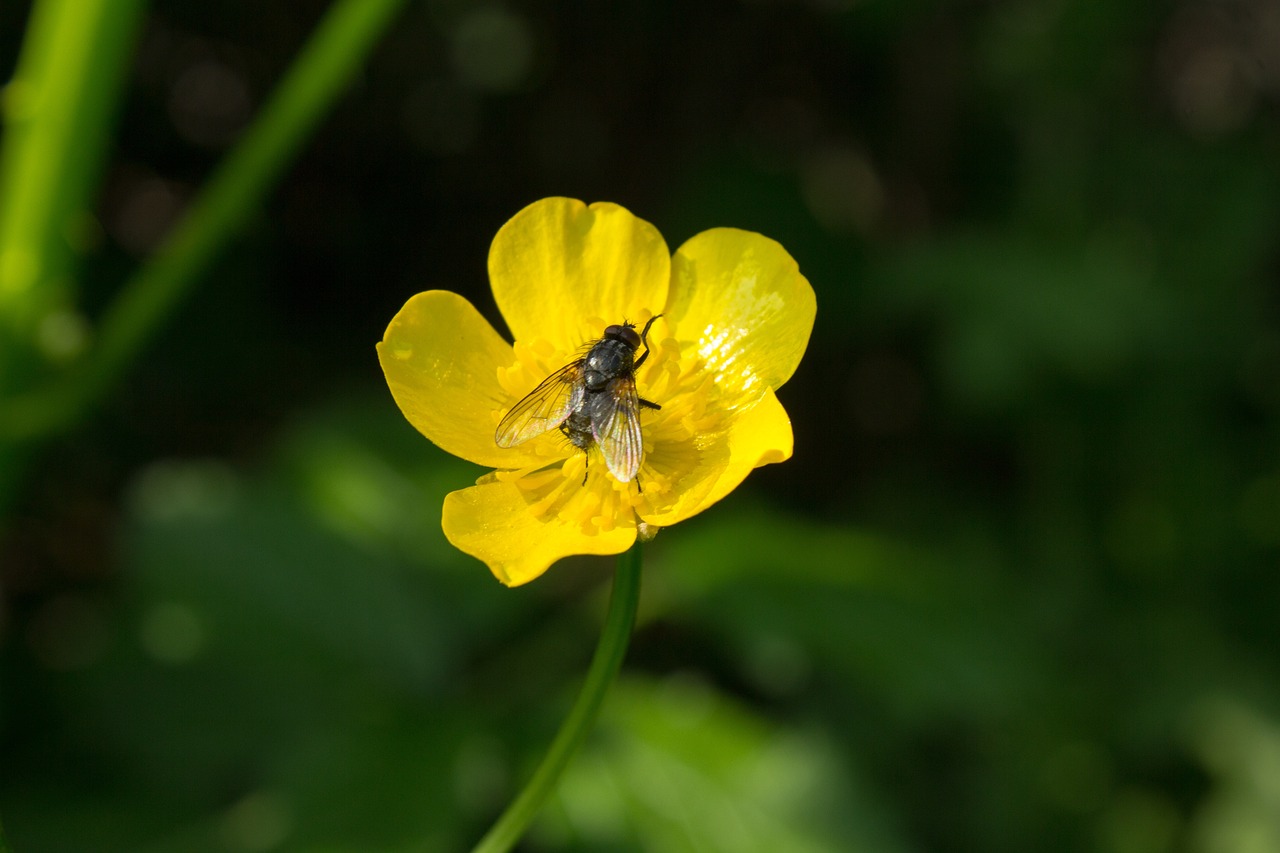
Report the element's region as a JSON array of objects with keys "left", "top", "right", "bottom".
[{"left": 617, "top": 326, "right": 641, "bottom": 349}]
